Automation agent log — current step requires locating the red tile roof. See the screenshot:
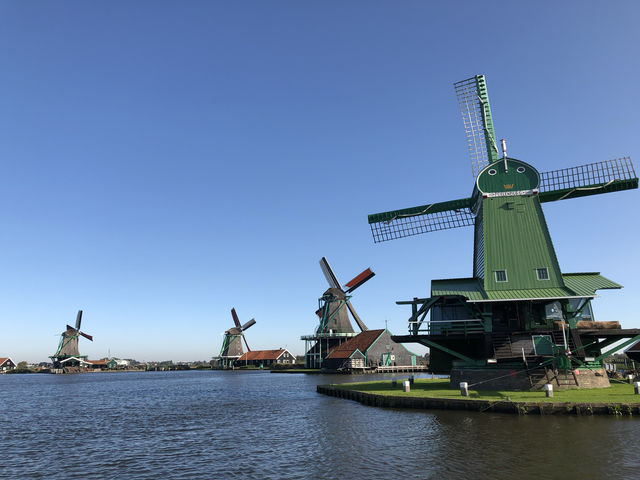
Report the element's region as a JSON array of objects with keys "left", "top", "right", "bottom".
[
  {"left": 238, "top": 349, "right": 288, "bottom": 361},
  {"left": 0, "top": 357, "right": 10, "bottom": 366},
  {"left": 326, "top": 329, "right": 384, "bottom": 359}
]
